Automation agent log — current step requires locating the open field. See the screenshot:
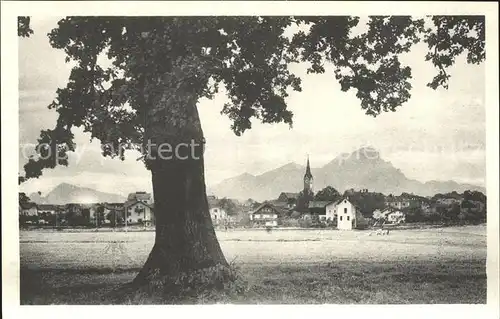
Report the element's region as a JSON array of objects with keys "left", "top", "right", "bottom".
[{"left": 19, "top": 225, "right": 487, "bottom": 304}]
